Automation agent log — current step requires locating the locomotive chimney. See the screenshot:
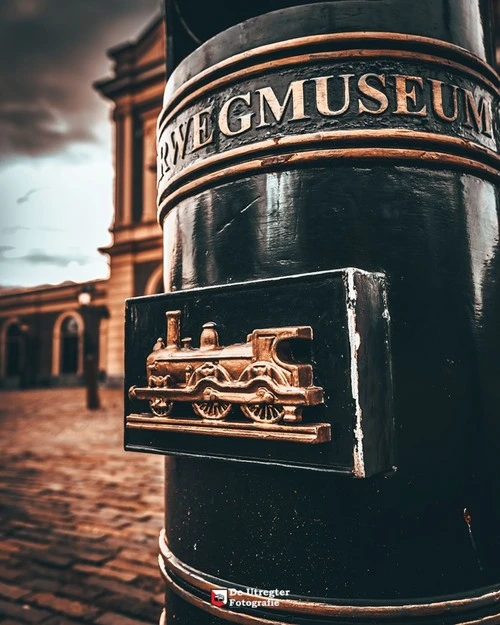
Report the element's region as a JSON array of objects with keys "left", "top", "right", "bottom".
[{"left": 166, "top": 310, "right": 181, "bottom": 349}]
